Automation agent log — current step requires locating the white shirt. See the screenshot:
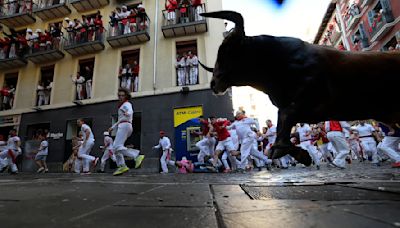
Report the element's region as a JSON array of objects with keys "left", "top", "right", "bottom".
[
  {"left": 104, "top": 136, "right": 113, "bottom": 150},
  {"left": 72, "top": 76, "right": 85, "bottom": 84},
  {"left": 7, "top": 136, "right": 20, "bottom": 151},
  {"left": 229, "top": 118, "right": 259, "bottom": 141},
  {"left": 81, "top": 124, "right": 94, "bottom": 142},
  {"left": 154, "top": 136, "right": 171, "bottom": 151},
  {"left": 37, "top": 140, "right": 48, "bottom": 156},
  {"left": 229, "top": 129, "right": 239, "bottom": 147},
  {"left": 296, "top": 124, "right": 311, "bottom": 142},
  {"left": 187, "top": 55, "right": 198, "bottom": 67},
  {"left": 266, "top": 125, "right": 277, "bottom": 144},
  {"left": 176, "top": 57, "right": 186, "bottom": 68},
  {"left": 37, "top": 85, "right": 45, "bottom": 96},
  {"left": 356, "top": 124, "right": 375, "bottom": 137}
]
